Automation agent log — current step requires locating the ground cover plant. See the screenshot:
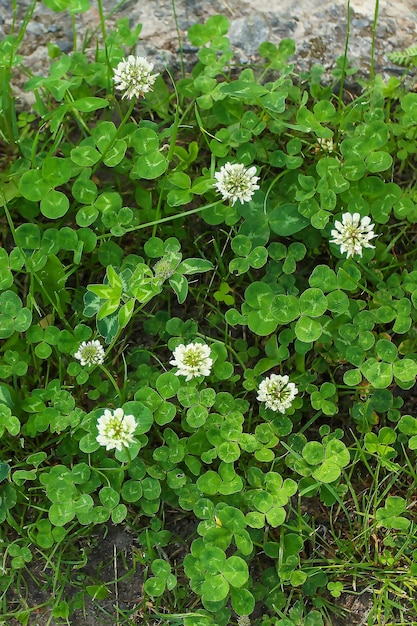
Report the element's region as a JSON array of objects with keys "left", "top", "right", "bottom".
[{"left": 1, "top": 0, "right": 417, "bottom": 624}]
